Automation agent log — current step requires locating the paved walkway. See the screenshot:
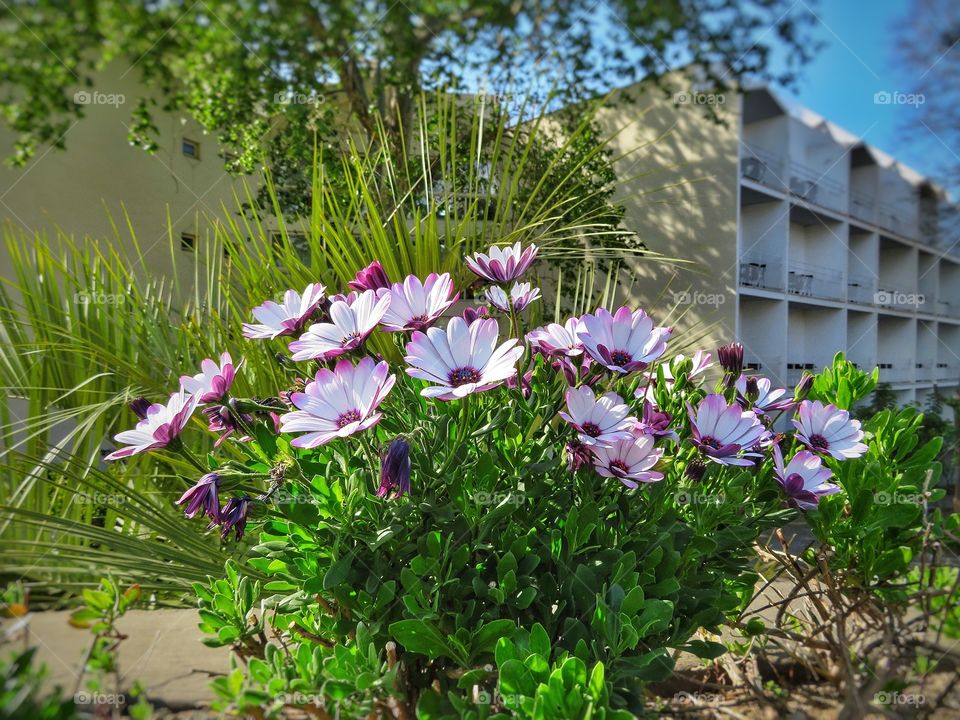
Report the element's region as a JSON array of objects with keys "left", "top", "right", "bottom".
[{"left": 8, "top": 608, "right": 229, "bottom": 713}]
